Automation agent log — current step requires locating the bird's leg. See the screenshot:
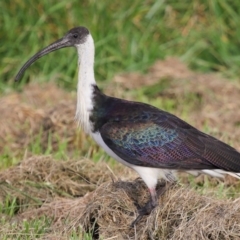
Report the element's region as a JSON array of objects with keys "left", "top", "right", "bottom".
[{"left": 131, "top": 181, "right": 168, "bottom": 227}]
